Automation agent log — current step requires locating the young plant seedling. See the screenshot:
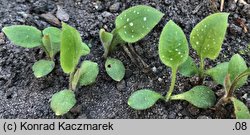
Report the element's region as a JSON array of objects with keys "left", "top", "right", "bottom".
[
  {"left": 100, "top": 5, "right": 164, "bottom": 81},
  {"left": 2, "top": 25, "right": 61, "bottom": 78},
  {"left": 128, "top": 20, "right": 216, "bottom": 110},
  {"left": 50, "top": 23, "right": 99, "bottom": 116},
  {"left": 179, "top": 13, "right": 229, "bottom": 84},
  {"left": 207, "top": 54, "right": 250, "bottom": 119}
]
